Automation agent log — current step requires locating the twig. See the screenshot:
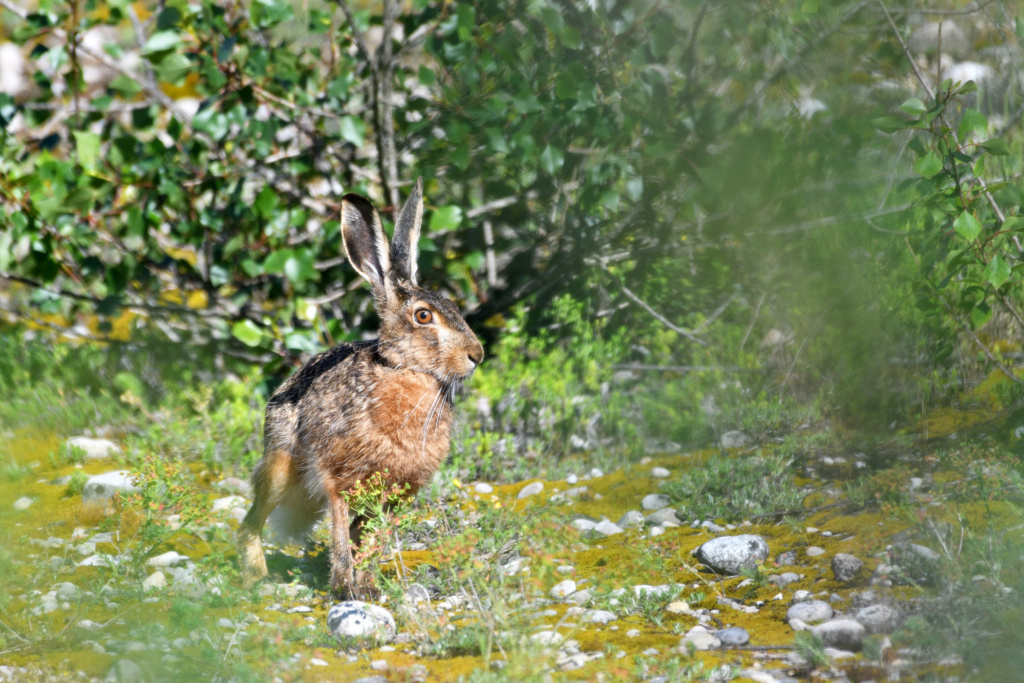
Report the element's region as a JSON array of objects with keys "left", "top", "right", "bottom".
[
  {"left": 611, "top": 364, "right": 754, "bottom": 373},
  {"left": 739, "top": 292, "right": 766, "bottom": 351},
  {"left": 466, "top": 195, "right": 519, "bottom": 219},
  {"left": 692, "top": 292, "right": 737, "bottom": 334},
  {"left": 618, "top": 283, "right": 707, "bottom": 346}
]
